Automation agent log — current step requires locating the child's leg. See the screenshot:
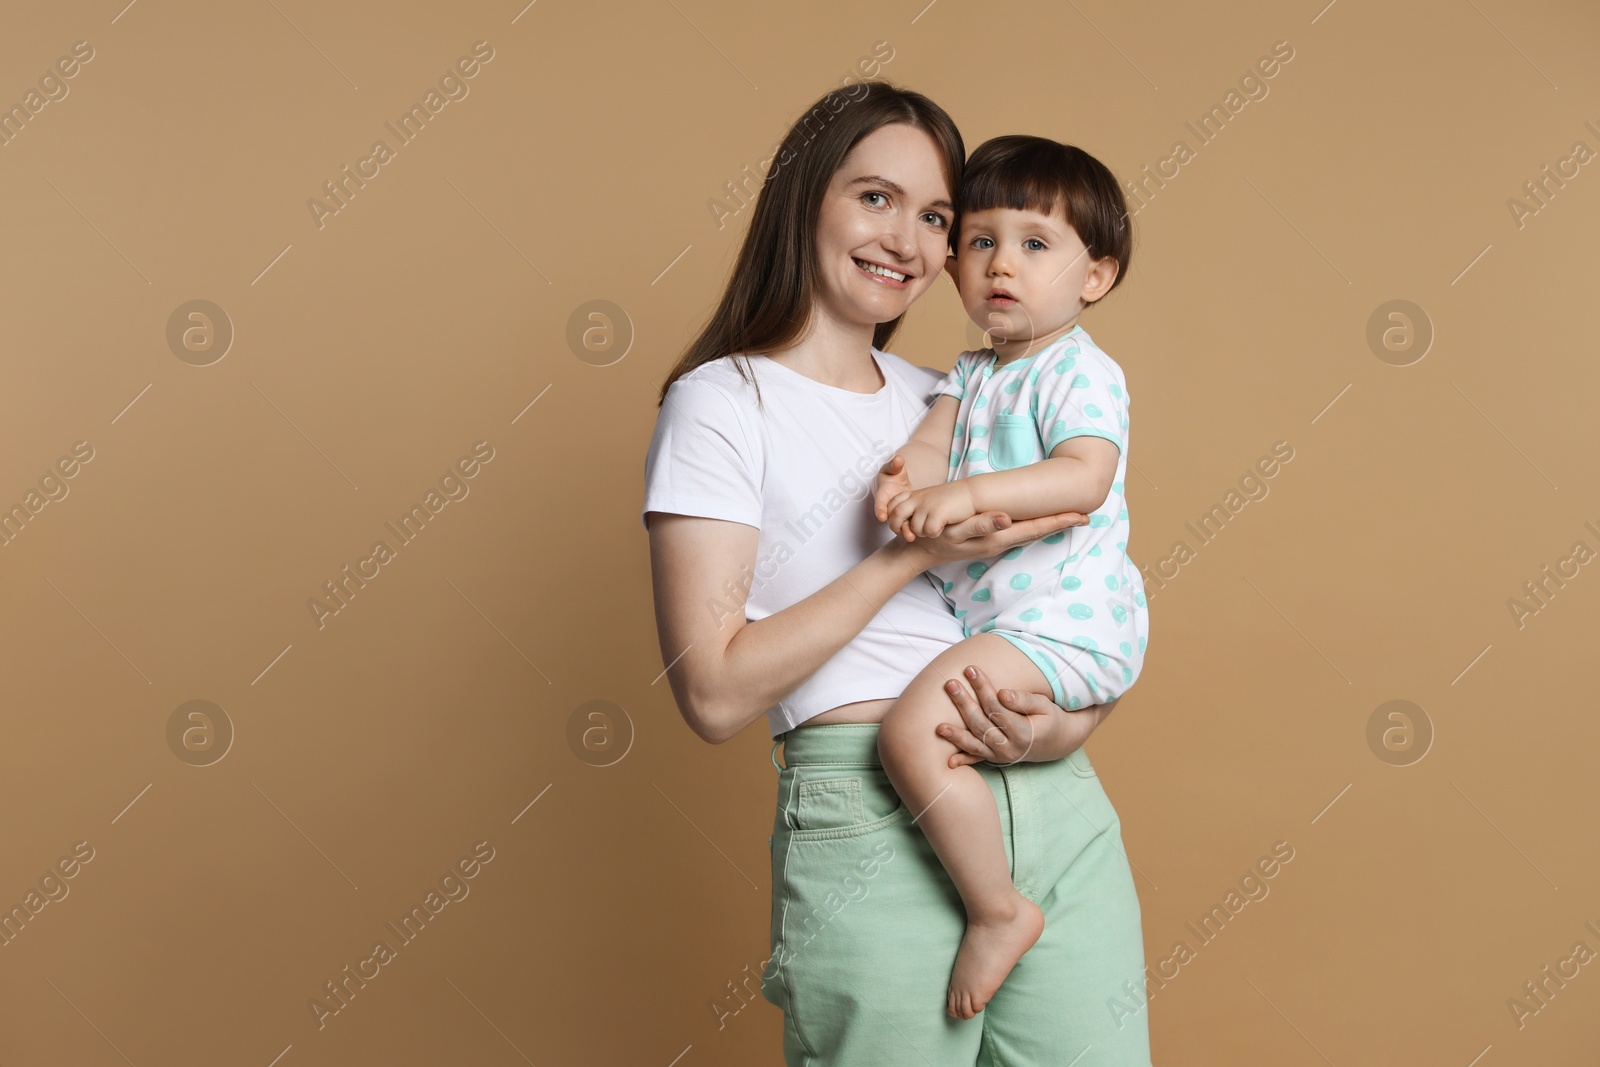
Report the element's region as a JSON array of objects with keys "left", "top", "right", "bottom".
[{"left": 876, "top": 632, "right": 1059, "bottom": 1020}]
